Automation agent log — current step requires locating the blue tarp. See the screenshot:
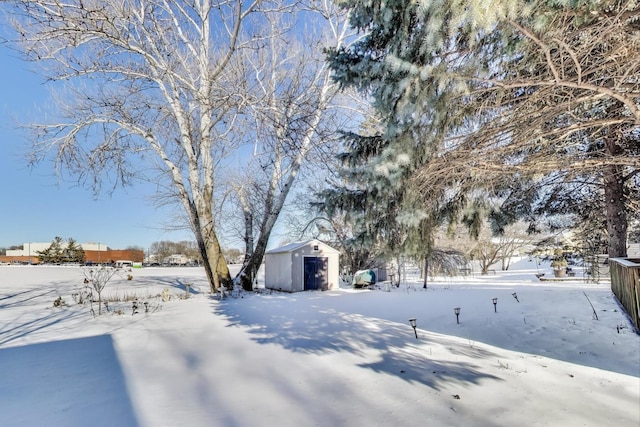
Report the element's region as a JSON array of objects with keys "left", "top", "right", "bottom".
[{"left": 352, "top": 269, "right": 376, "bottom": 287}]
